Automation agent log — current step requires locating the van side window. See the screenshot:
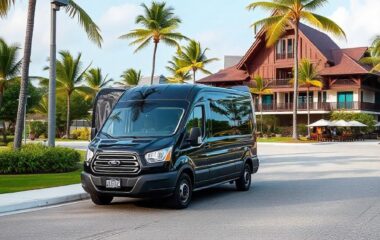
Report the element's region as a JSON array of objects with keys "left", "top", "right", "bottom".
[
  {"left": 185, "top": 106, "right": 205, "bottom": 138},
  {"left": 210, "top": 95, "right": 253, "bottom": 137}
]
